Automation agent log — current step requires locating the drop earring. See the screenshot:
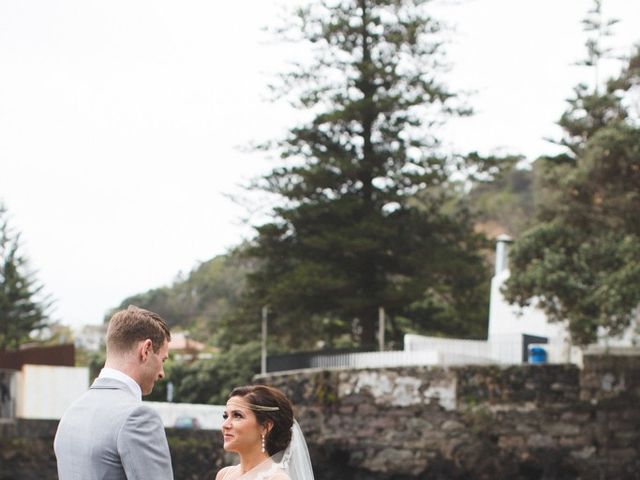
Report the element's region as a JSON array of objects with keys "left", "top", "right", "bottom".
[{"left": 261, "top": 433, "right": 265, "bottom": 453}]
